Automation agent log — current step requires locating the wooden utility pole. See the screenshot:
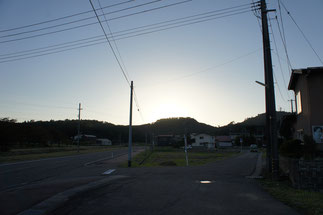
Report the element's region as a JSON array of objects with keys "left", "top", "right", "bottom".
[
  {"left": 128, "top": 81, "right": 133, "bottom": 167},
  {"left": 260, "top": 0, "right": 279, "bottom": 179}
]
